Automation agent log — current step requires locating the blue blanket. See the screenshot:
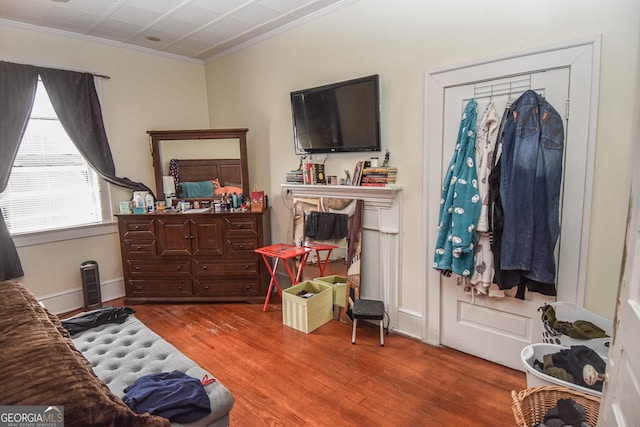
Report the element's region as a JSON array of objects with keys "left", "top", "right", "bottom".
[{"left": 180, "top": 181, "right": 214, "bottom": 198}]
